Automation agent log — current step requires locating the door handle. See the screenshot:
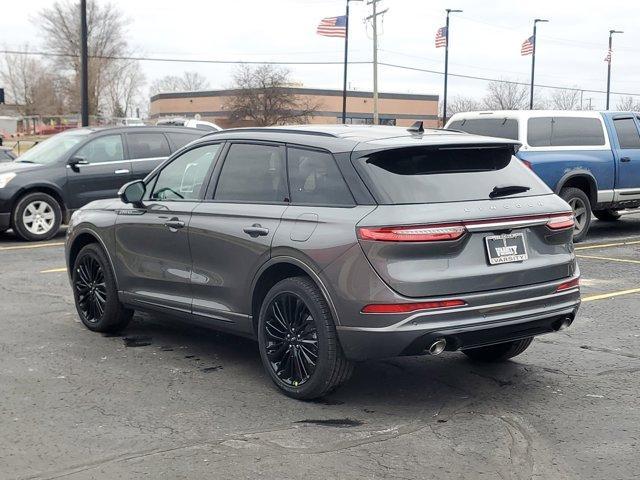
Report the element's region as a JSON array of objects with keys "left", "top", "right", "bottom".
[
  {"left": 114, "top": 169, "right": 130, "bottom": 174},
  {"left": 621, "top": 157, "right": 631, "bottom": 162},
  {"left": 243, "top": 224, "right": 269, "bottom": 237},
  {"left": 164, "top": 218, "right": 185, "bottom": 231}
]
